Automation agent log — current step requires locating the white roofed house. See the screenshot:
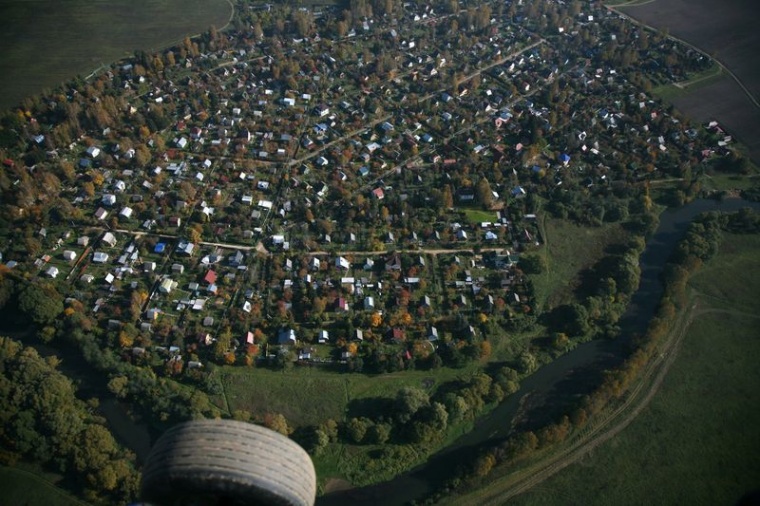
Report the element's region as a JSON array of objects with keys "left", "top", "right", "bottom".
[
  {"left": 177, "top": 240, "right": 195, "bottom": 256},
  {"left": 92, "top": 251, "right": 109, "bottom": 263},
  {"left": 159, "top": 278, "right": 177, "bottom": 294},
  {"left": 45, "top": 266, "right": 59, "bottom": 278},
  {"left": 94, "top": 208, "right": 109, "bottom": 221},
  {"left": 119, "top": 207, "right": 133, "bottom": 219},
  {"left": 101, "top": 232, "right": 117, "bottom": 248},
  {"left": 336, "top": 256, "right": 350, "bottom": 270}
]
